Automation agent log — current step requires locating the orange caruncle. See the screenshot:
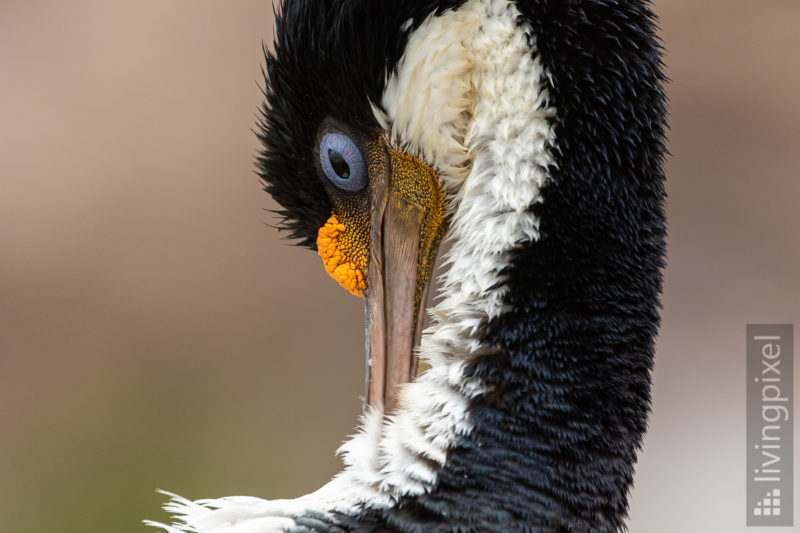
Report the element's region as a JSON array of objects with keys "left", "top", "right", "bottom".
[{"left": 316, "top": 213, "right": 367, "bottom": 297}]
